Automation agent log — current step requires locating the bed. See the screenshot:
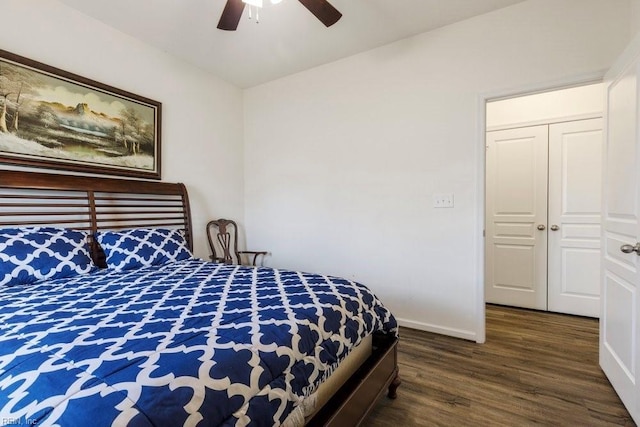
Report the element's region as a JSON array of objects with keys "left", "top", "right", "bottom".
[{"left": 0, "top": 170, "right": 400, "bottom": 426}]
